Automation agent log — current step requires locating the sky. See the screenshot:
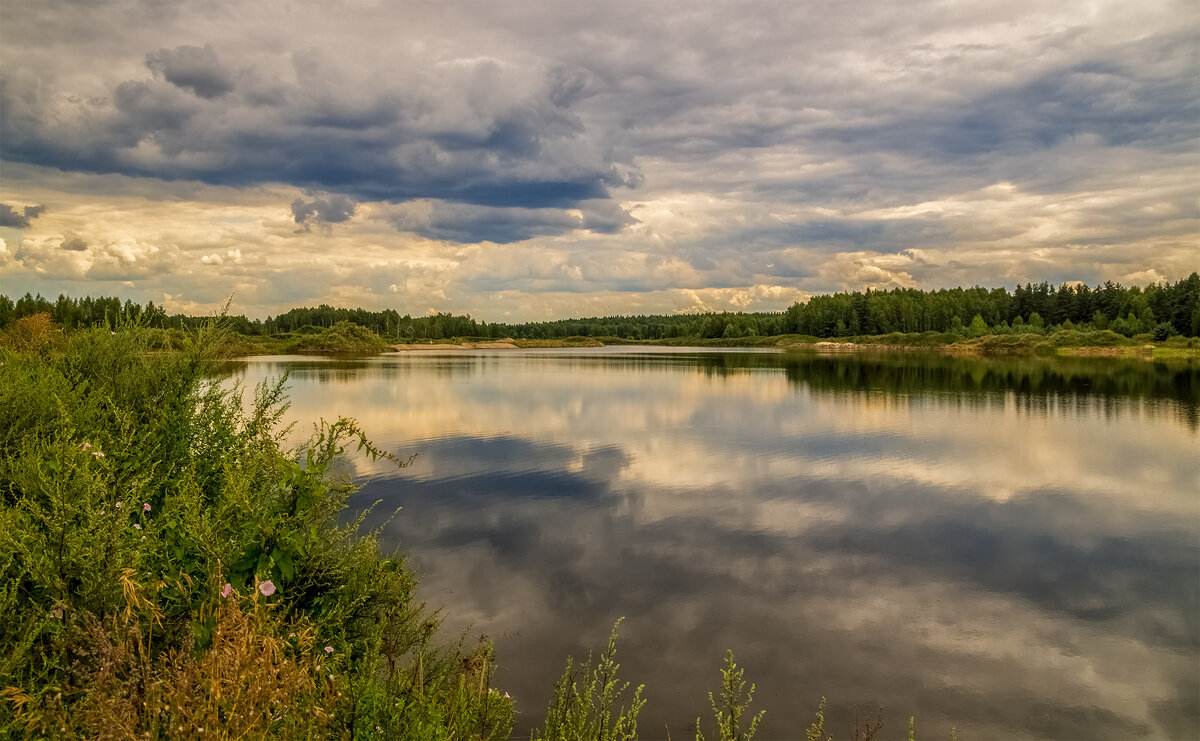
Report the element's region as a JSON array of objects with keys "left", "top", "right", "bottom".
[{"left": 0, "top": 0, "right": 1197, "bottom": 321}]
